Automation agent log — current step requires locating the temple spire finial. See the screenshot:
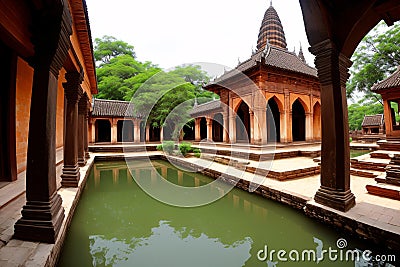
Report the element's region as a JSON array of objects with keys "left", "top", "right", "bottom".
[{"left": 270, "top": 0, "right": 272, "bottom": 6}]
